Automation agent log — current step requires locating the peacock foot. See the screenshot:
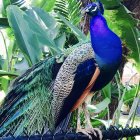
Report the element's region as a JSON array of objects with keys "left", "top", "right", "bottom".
[{"left": 77, "top": 127, "right": 103, "bottom": 140}]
